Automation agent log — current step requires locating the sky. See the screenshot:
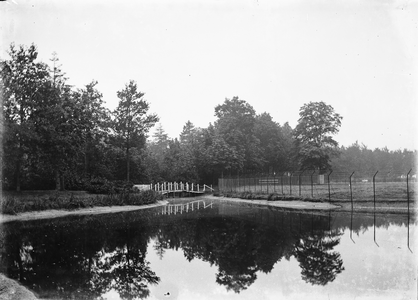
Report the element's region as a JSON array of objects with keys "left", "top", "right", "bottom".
[{"left": 1, "top": 0, "right": 417, "bottom": 151}]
